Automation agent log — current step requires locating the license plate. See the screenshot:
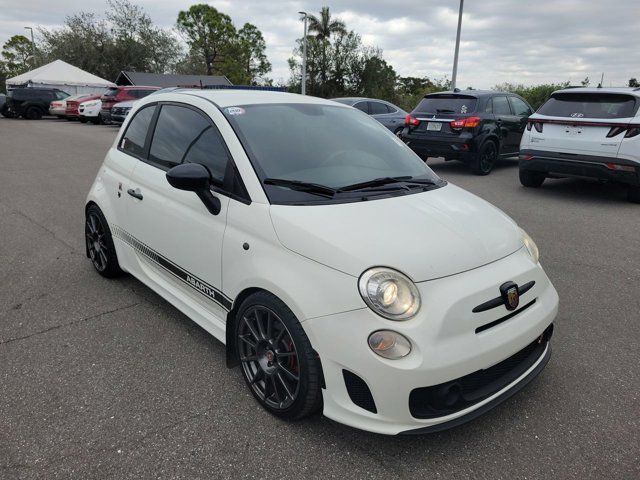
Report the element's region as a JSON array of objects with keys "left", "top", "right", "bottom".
[{"left": 426, "top": 122, "right": 442, "bottom": 131}]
